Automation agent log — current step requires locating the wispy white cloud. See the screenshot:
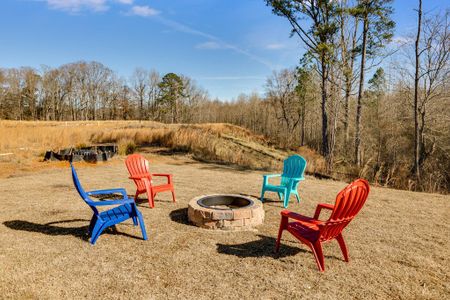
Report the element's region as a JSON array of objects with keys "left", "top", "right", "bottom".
[
  {"left": 195, "top": 41, "right": 223, "bottom": 50},
  {"left": 43, "top": 1, "right": 274, "bottom": 70},
  {"left": 115, "top": 0, "right": 133, "bottom": 4},
  {"left": 151, "top": 18, "right": 274, "bottom": 69},
  {"left": 128, "top": 10, "right": 274, "bottom": 69},
  {"left": 129, "top": 5, "right": 160, "bottom": 17},
  {"left": 265, "top": 43, "right": 286, "bottom": 50},
  {"left": 45, "top": 0, "right": 133, "bottom": 13},
  {"left": 46, "top": 0, "right": 108, "bottom": 12}
]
